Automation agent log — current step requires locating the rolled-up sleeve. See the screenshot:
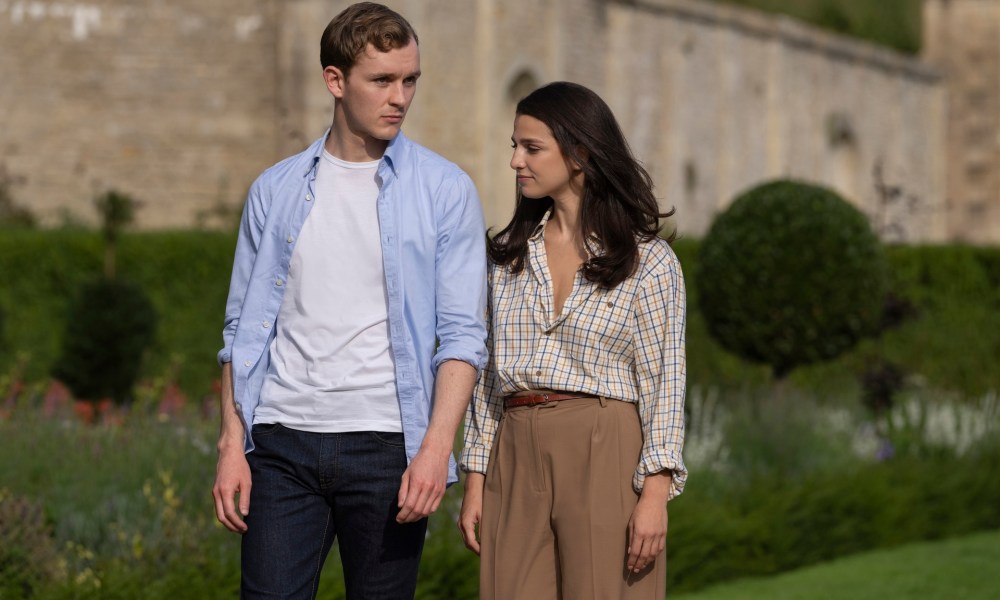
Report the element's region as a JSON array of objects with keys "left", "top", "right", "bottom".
[
  {"left": 632, "top": 251, "right": 688, "bottom": 498},
  {"left": 460, "top": 285, "right": 503, "bottom": 473},
  {"left": 431, "top": 173, "right": 488, "bottom": 373},
  {"left": 217, "top": 180, "right": 268, "bottom": 366}
]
